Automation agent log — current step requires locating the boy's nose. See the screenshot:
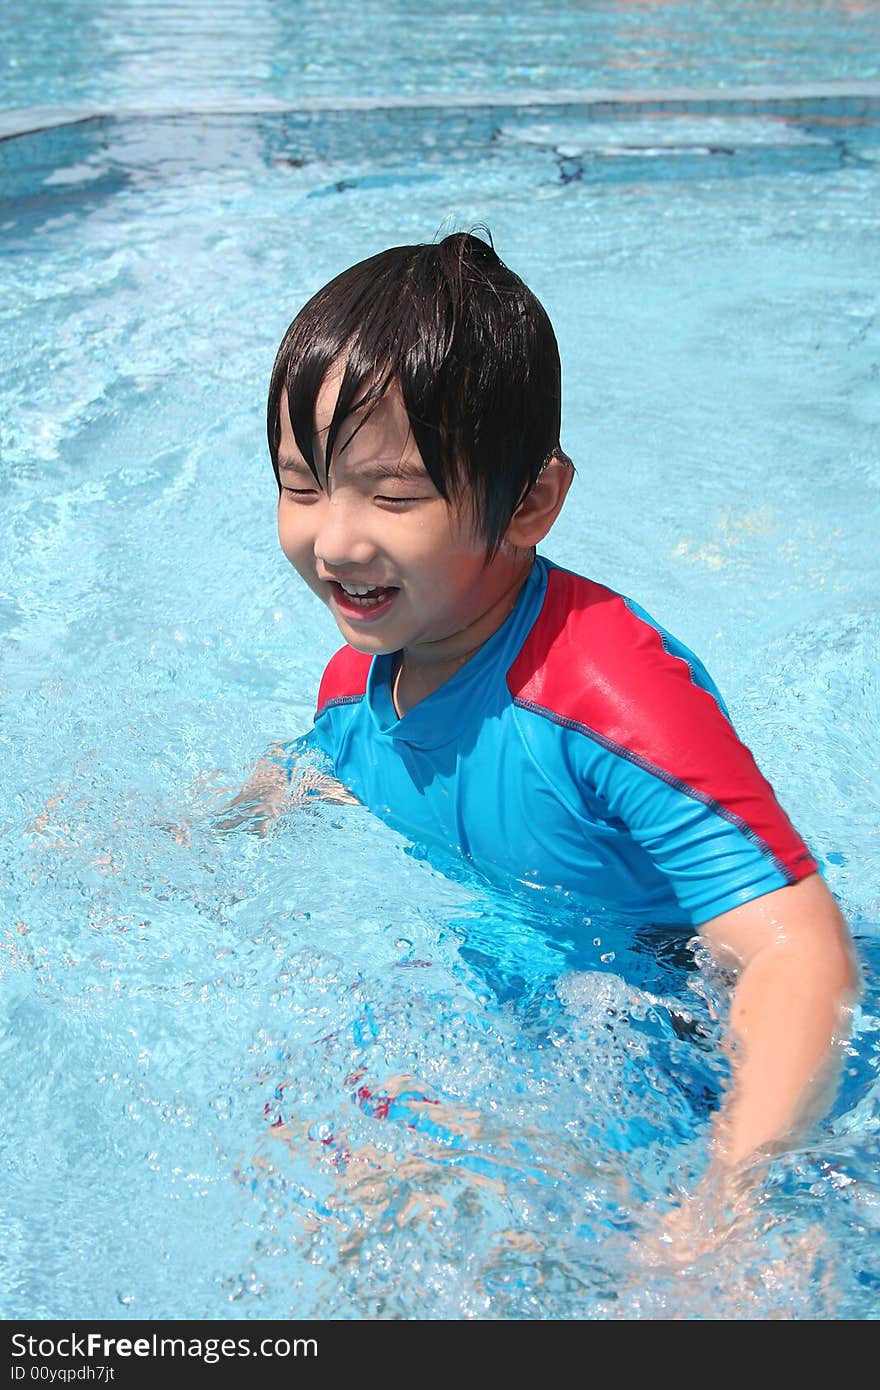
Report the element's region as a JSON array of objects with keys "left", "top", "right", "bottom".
[{"left": 313, "top": 502, "right": 377, "bottom": 571}]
